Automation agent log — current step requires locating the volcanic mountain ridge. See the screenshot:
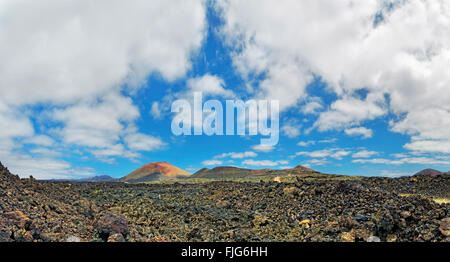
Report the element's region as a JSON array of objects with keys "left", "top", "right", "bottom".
[
  {"left": 121, "top": 162, "right": 191, "bottom": 183},
  {"left": 191, "top": 164, "right": 320, "bottom": 179},
  {"left": 413, "top": 168, "right": 448, "bottom": 177}
]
